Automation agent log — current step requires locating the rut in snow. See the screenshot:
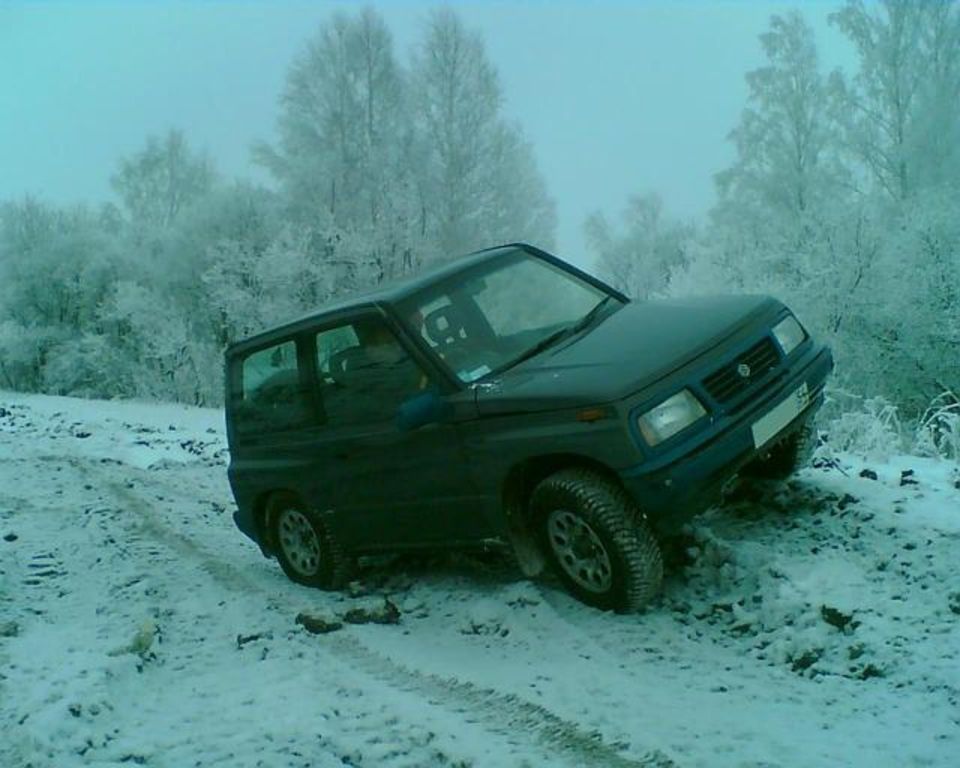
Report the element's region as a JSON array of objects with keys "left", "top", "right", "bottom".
[{"left": 71, "top": 457, "right": 675, "bottom": 768}]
